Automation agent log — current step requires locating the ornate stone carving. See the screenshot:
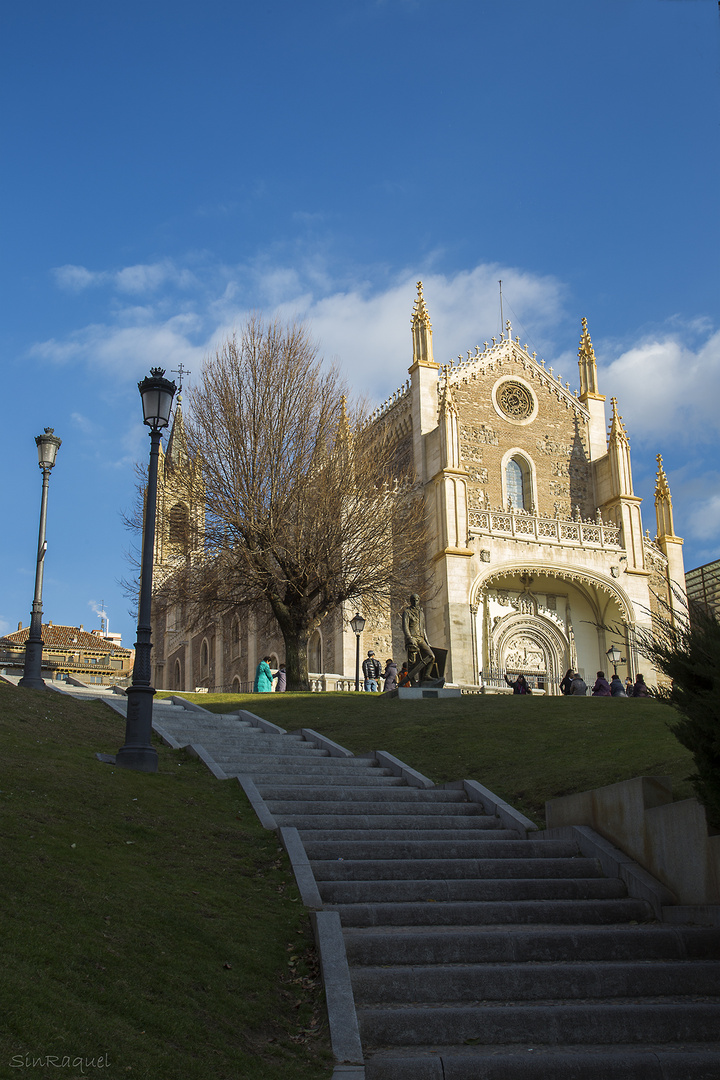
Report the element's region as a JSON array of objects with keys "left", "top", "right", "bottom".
[{"left": 497, "top": 380, "right": 534, "bottom": 420}]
